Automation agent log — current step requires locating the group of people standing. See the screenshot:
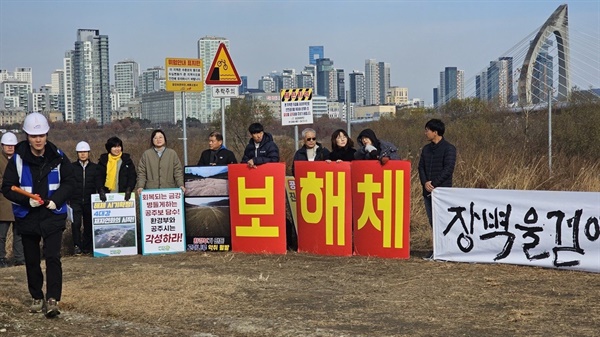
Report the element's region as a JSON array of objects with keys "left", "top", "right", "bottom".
[
  {"left": 0, "top": 114, "right": 188, "bottom": 318},
  {"left": 0, "top": 114, "right": 455, "bottom": 318}
]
